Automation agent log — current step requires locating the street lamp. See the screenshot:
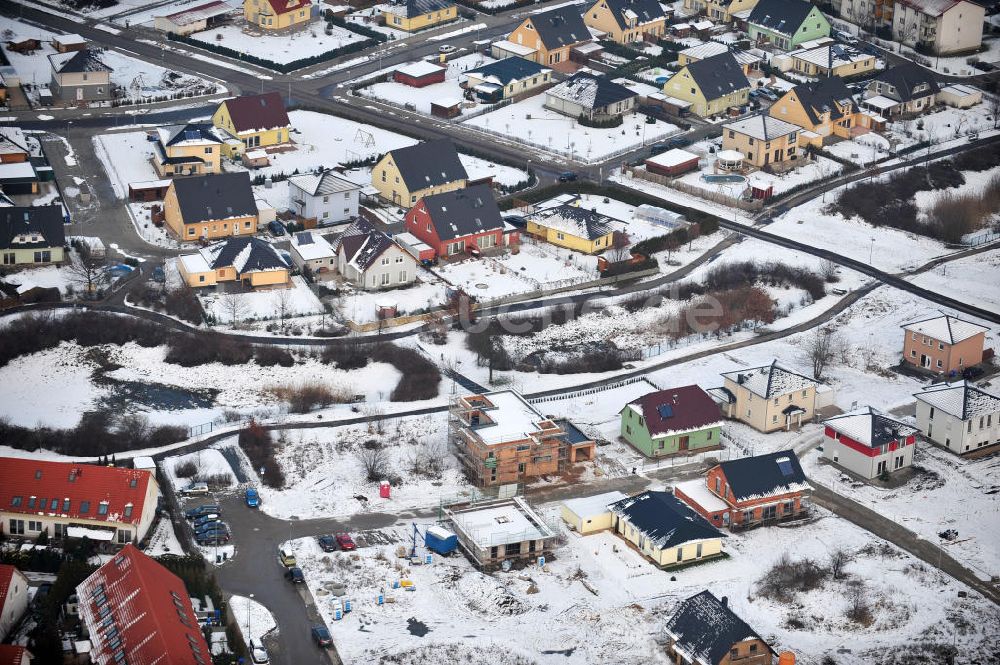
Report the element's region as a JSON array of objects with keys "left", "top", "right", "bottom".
[
  {"left": 247, "top": 593, "right": 254, "bottom": 645},
  {"left": 869, "top": 237, "right": 876, "bottom": 264}
]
